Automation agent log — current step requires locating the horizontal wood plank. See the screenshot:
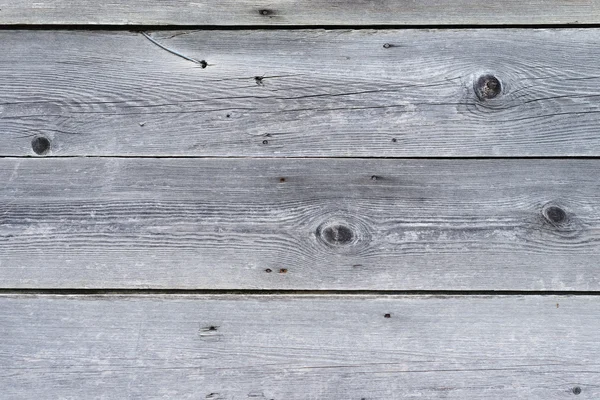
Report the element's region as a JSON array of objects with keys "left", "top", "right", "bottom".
[
  {"left": 2, "top": 158, "right": 600, "bottom": 290},
  {"left": 2, "top": 29, "right": 600, "bottom": 157},
  {"left": 0, "top": 294, "right": 597, "bottom": 399},
  {"left": 0, "top": 0, "right": 598, "bottom": 25}
]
